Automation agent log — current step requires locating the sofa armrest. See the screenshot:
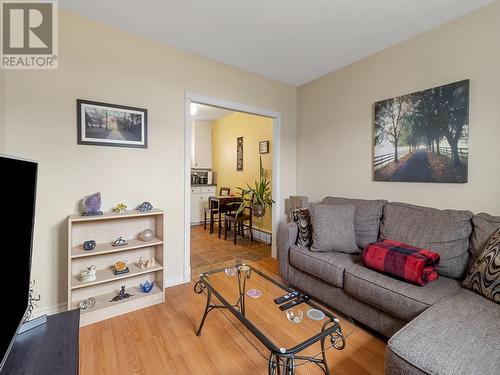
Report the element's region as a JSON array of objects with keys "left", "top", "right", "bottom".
[{"left": 277, "top": 222, "right": 297, "bottom": 281}]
